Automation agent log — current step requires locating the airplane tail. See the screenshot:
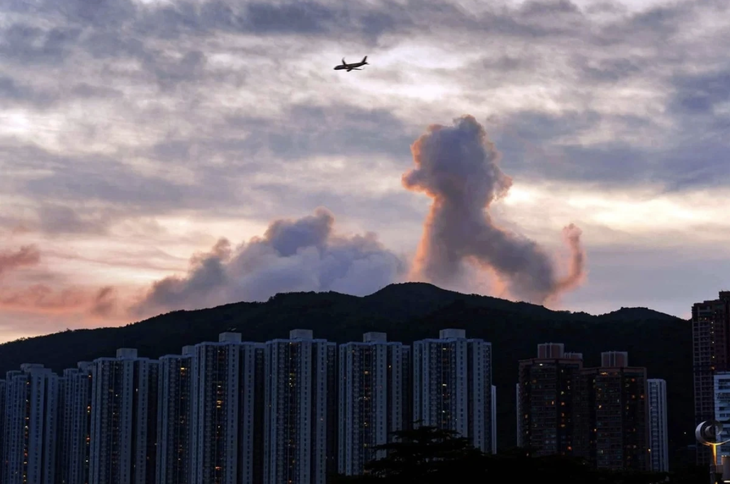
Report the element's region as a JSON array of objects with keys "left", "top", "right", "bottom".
[{"left": 362, "top": 55, "right": 368, "bottom": 64}]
